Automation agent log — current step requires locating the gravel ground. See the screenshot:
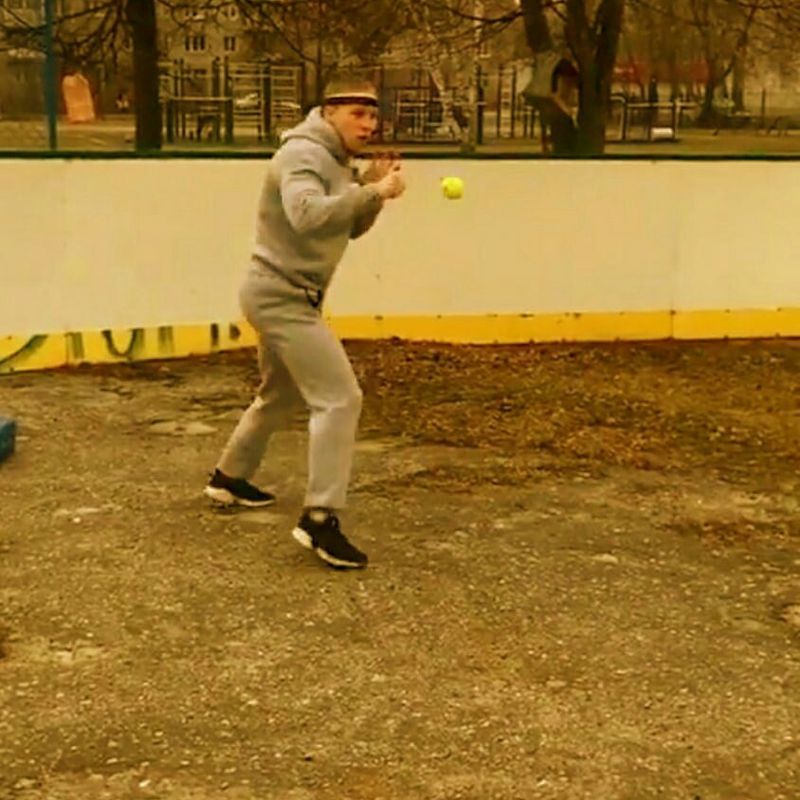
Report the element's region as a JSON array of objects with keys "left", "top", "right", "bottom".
[{"left": 1, "top": 339, "right": 799, "bottom": 800}]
